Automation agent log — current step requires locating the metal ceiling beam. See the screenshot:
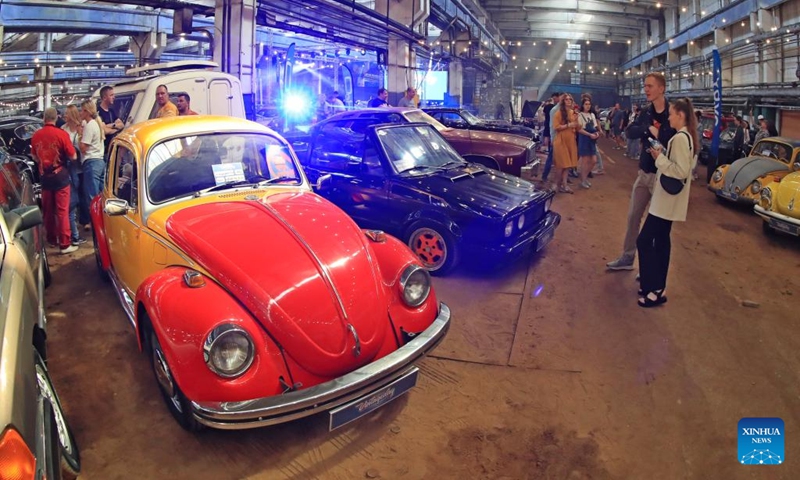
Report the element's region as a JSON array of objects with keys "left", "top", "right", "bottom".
[
  {"left": 503, "top": 30, "right": 637, "bottom": 41},
  {"left": 493, "top": 11, "right": 646, "bottom": 28},
  {"left": 481, "top": 0, "right": 661, "bottom": 19},
  {"left": 502, "top": 23, "right": 642, "bottom": 35}
]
